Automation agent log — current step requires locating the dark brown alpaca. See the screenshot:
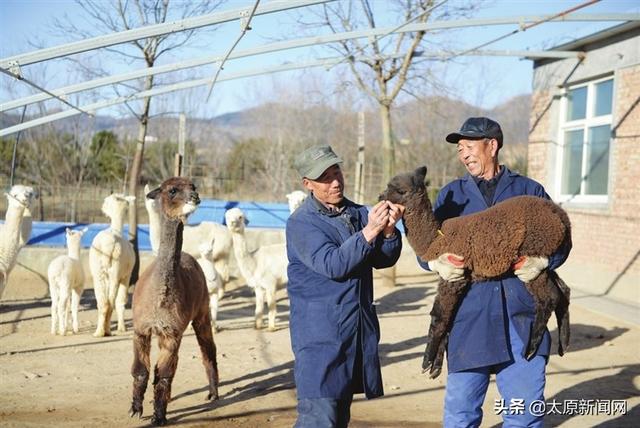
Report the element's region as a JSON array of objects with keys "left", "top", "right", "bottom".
[
  {"left": 380, "top": 166, "right": 571, "bottom": 378},
  {"left": 129, "top": 177, "right": 218, "bottom": 425}
]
